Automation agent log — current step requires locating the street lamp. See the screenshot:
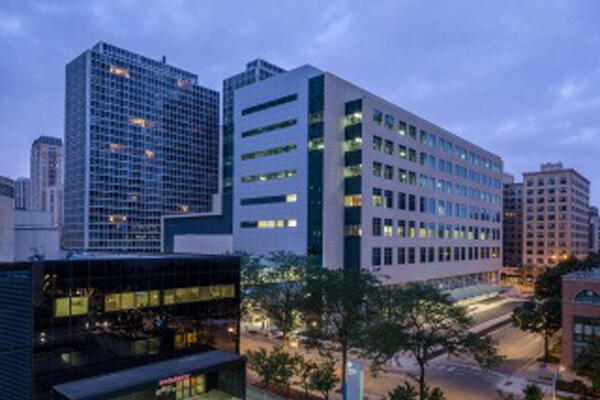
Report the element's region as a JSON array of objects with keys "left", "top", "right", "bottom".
[{"left": 552, "top": 364, "right": 565, "bottom": 400}]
